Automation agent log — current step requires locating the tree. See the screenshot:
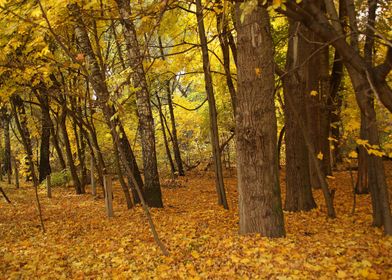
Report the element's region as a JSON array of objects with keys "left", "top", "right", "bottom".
[
  {"left": 235, "top": 2, "right": 285, "bottom": 237},
  {"left": 283, "top": 20, "right": 316, "bottom": 212},
  {"left": 115, "top": 0, "right": 163, "bottom": 207},
  {"left": 196, "top": 0, "right": 229, "bottom": 210}
]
